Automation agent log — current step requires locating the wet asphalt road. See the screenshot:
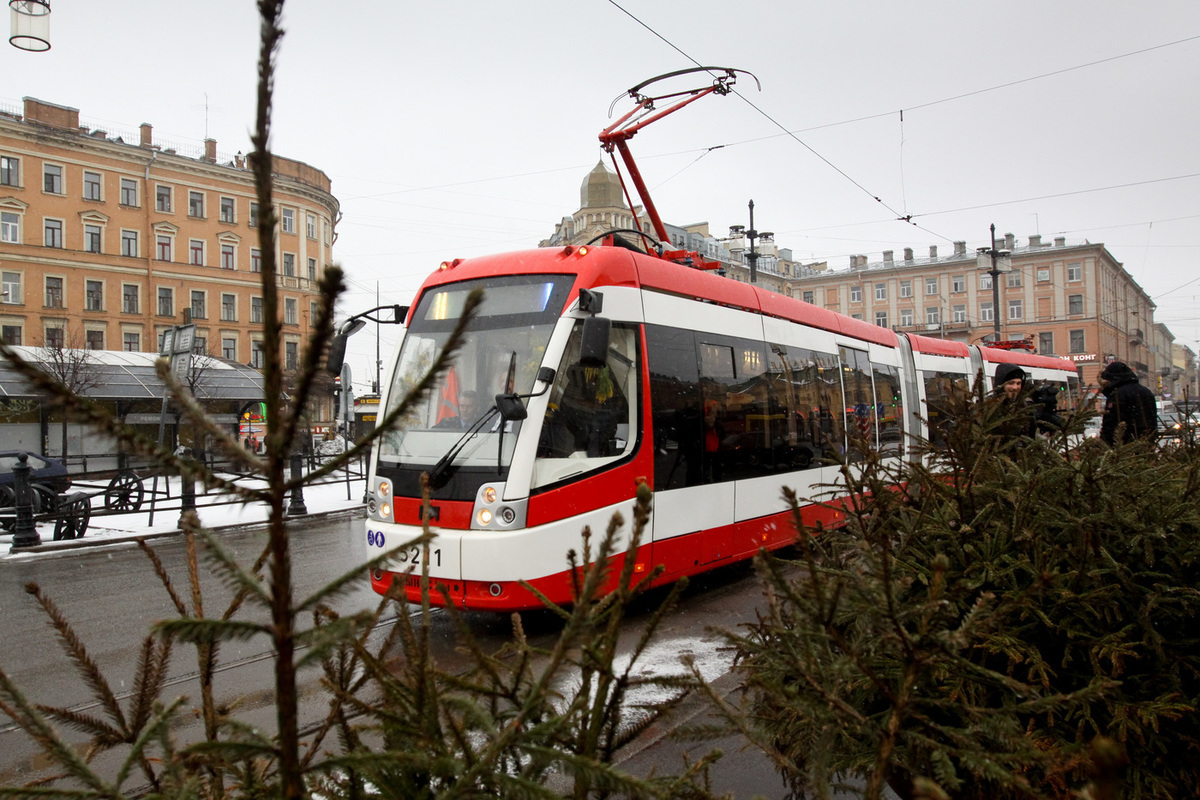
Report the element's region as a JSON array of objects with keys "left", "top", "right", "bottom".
[{"left": 0, "top": 511, "right": 813, "bottom": 797}]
